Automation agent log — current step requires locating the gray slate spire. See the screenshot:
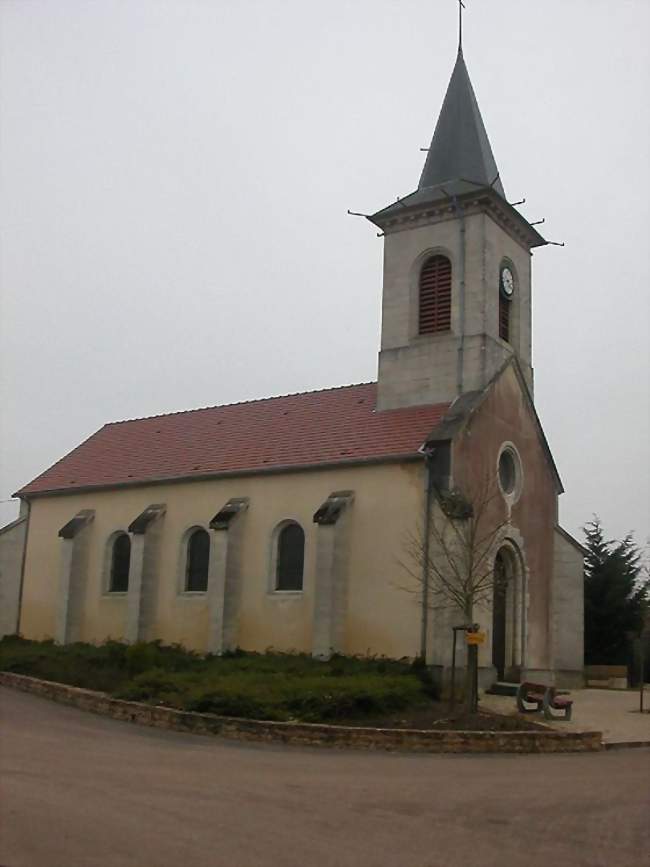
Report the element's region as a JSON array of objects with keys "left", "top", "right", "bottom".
[{"left": 419, "top": 49, "right": 505, "bottom": 197}]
